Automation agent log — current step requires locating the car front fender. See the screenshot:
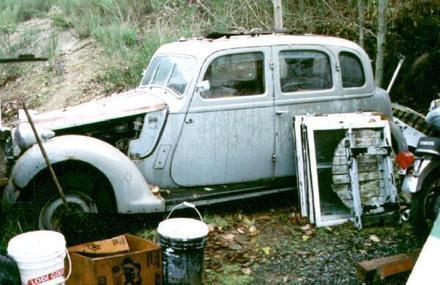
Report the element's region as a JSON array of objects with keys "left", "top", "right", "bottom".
[{"left": 3, "top": 135, "right": 165, "bottom": 213}]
